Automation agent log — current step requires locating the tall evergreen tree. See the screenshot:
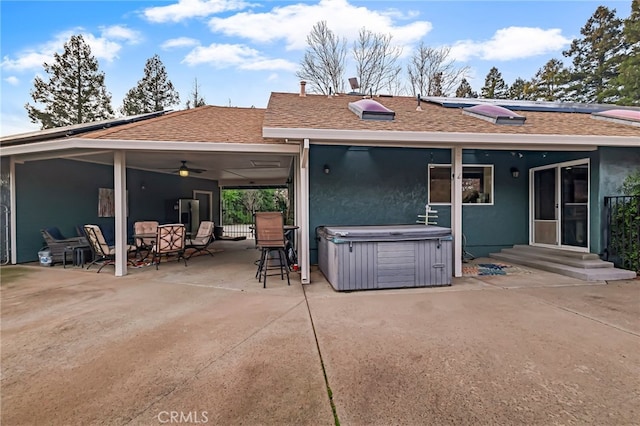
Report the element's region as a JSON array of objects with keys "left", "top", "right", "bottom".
[
  {"left": 25, "top": 34, "right": 113, "bottom": 129},
  {"left": 455, "top": 78, "right": 478, "bottom": 98},
  {"left": 431, "top": 72, "right": 445, "bottom": 96},
  {"left": 480, "top": 67, "right": 508, "bottom": 99},
  {"left": 185, "top": 78, "right": 206, "bottom": 109},
  {"left": 121, "top": 54, "right": 180, "bottom": 115},
  {"left": 562, "top": 5, "right": 625, "bottom": 103},
  {"left": 618, "top": 0, "right": 640, "bottom": 105},
  {"left": 508, "top": 77, "right": 535, "bottom": 100},
  {"left": 529, "top": 59, "right": 570, "bottom": 101}
]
